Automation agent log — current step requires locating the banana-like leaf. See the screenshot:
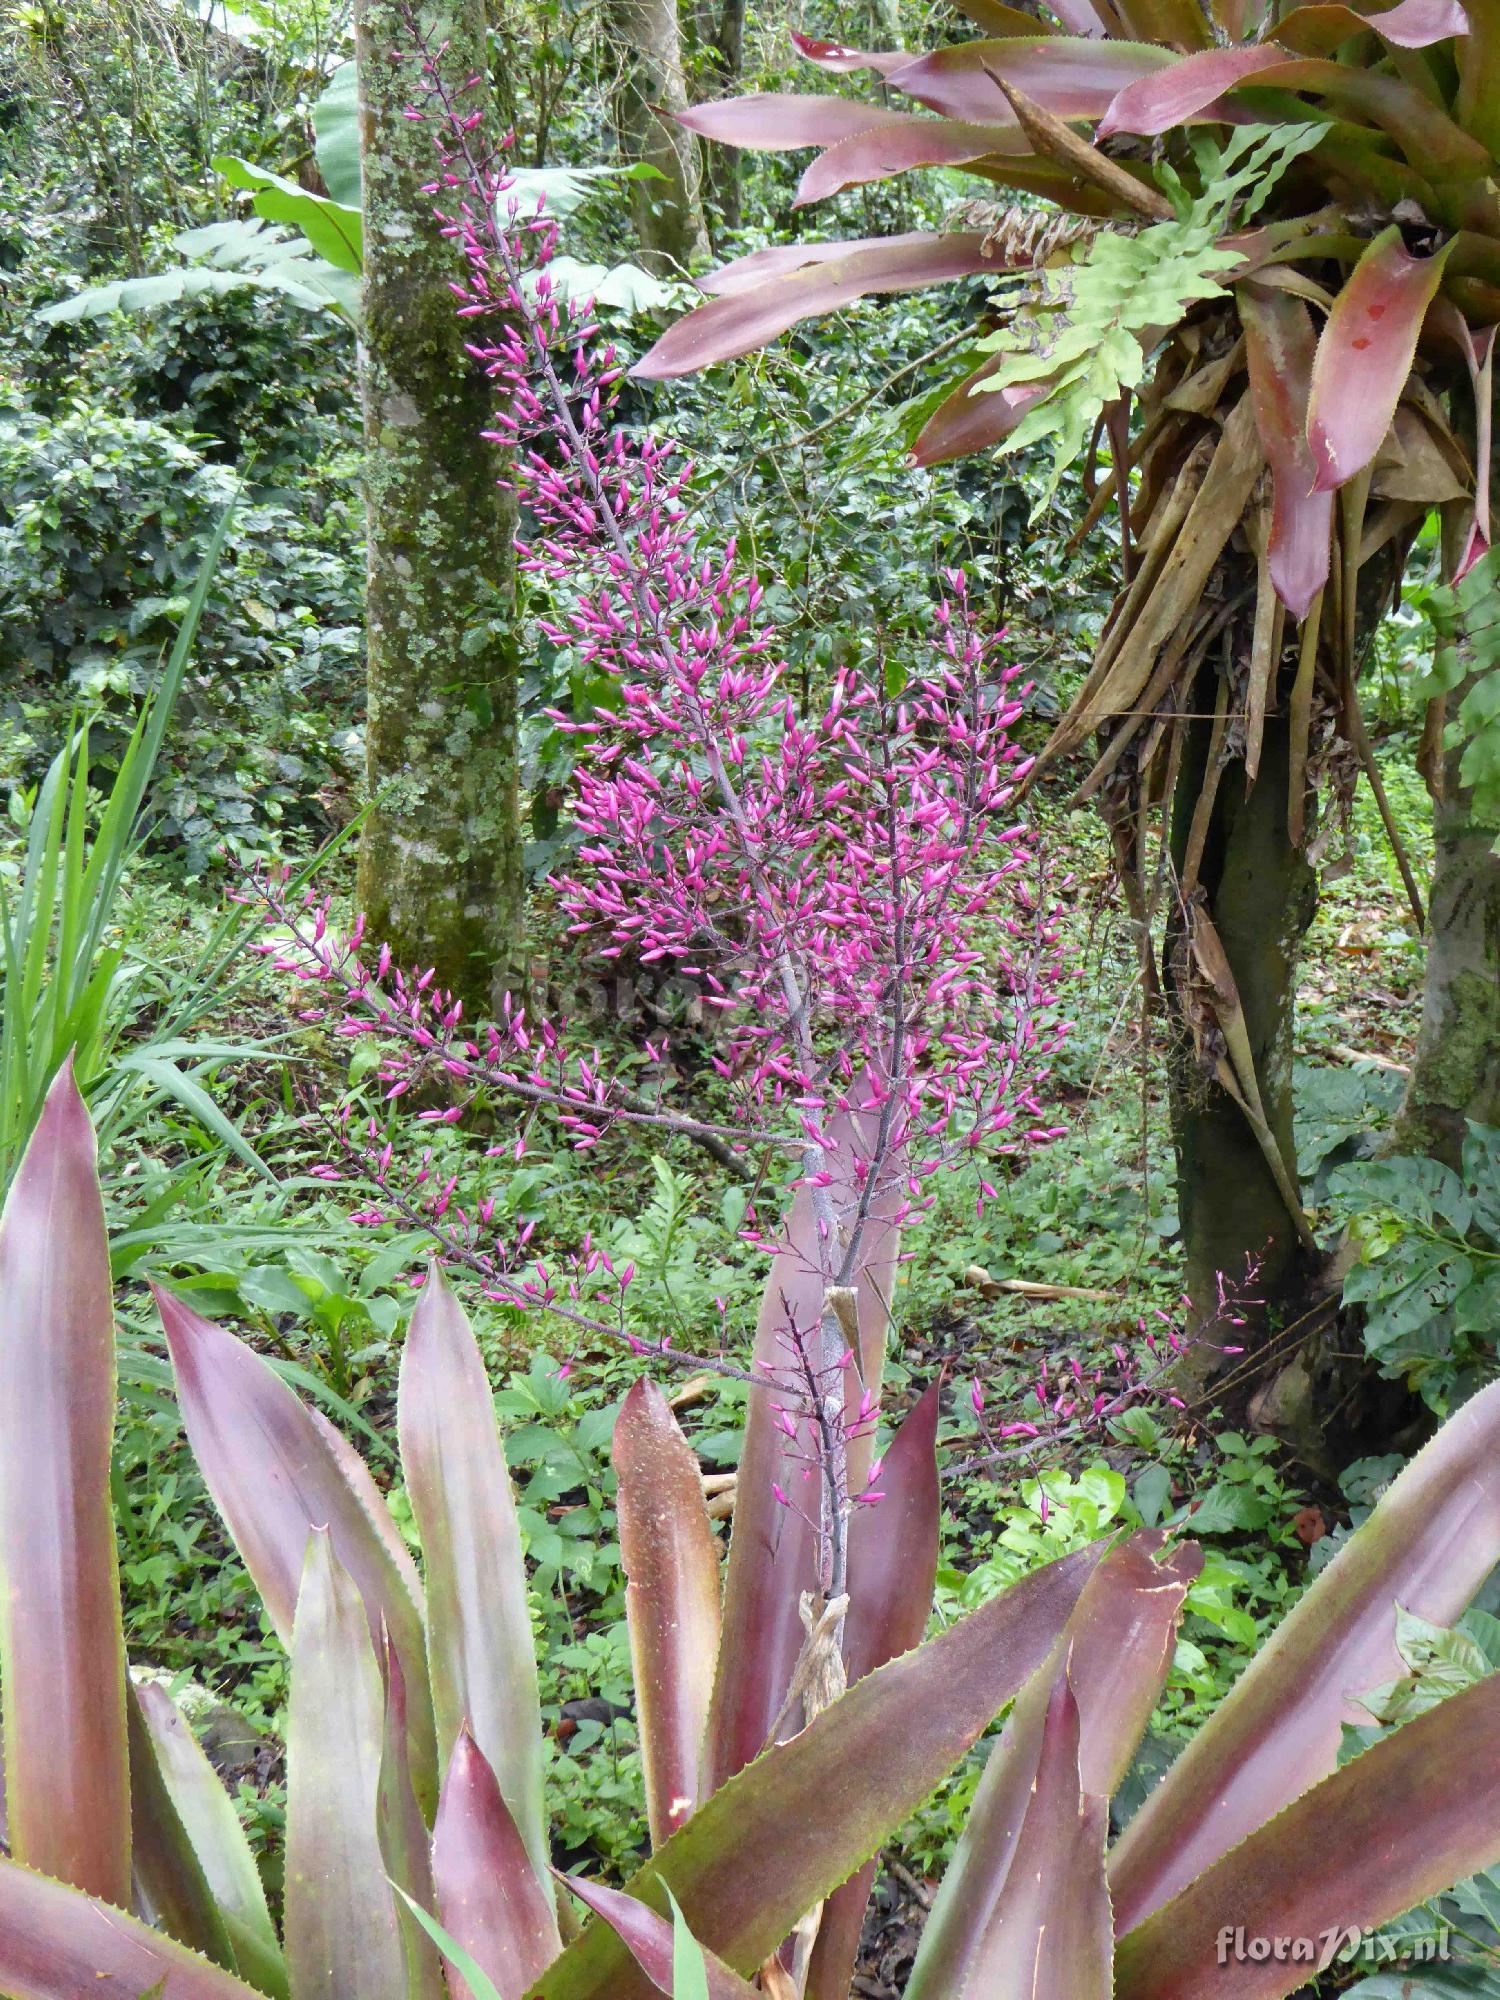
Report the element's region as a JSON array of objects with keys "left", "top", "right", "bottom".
[
  {"left": 1275, "top": 0, "right": 1469, "bottom": 53},
  {"left": 675, "top": 95, "right": 912, "bottom": 150},
  {"left": 915, "top": 1665, "right": 1112, "bottom": 1999},
  {"left": 213, "top": 156, "right": 362, "bottom": 272},
  {"left": 0, "top": 1064, "right": 129, "bottom": 1901},
  {"left": 158, "top": 1287, "right": 437, "bottom": 1811},
  {"left": 631, "top": 233, "right": 1002, "bottom": 378},
  {"left": 612, "top": 1379, "right": 721, "bottom": 1848},
  {"left": 702, "top": 1122, "right": 901, "bottom": 1795},
  {"left": 888, "top": 37, "right": 1177, "bottom": 122},
  {"left": 127, "top": 1687, "right": 238, "bottom": 1974},
  {"left": 432, "top": 1731, "right": 561, "bottom": 2000},
  {"left": 530, "top": 1545, "right": 1104, "bottom": 2000},
  {"left": 1239, "top": 281, "right": 1333, "bottom": 617},
  {"left": 1110, "top": 1374, "right": 1500, "bottom": 1933},
  {"left": 805, "top": 1386, "right": 944, "bottom": 2000},
  {"left": 284, "top": 1532, "right": 405, "bottom": 1999},
  {"left": 1115, "top": 1668, "right": 1500, "bottom": 1999},
  {"left": 1306, "top": 228, "right": 1455, "bottom": 494},
  {"left": 906, "top": 1534, "right": 1197, "bottom": 1998},
  {"left": 911, "top": 359, "right": 1051, "bottom": 467},
  {"left": 0, "top": 1853, "right": 266, "bottom": 1999},
  {"left": 135, "top": 1680, "right": 288, "bottom": 2000},
  {"left": 397, "top": 1267, "right": 546, "bottom": 1879},
  {"left": 376, "top": 1639, "right": 446, "bottom": 2000},
  {"left": 563, "top": 1878, "right": 762, "bottom": 1999},
  {"left": 794, "top": 116, "right": 1027, "bottom": 205}
]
